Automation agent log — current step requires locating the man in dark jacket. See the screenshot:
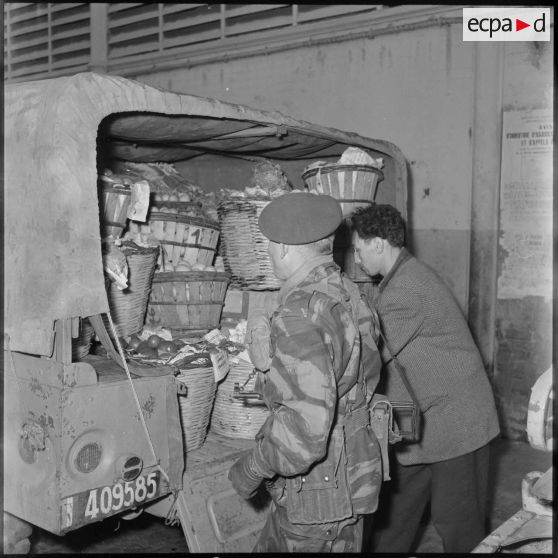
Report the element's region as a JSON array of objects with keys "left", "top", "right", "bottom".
[
  {"left": 228, "top": 192, "right": 384, "bottom": 552},
  {"left": 351, "top": 203, "right": 500, "bottom": 553}
]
